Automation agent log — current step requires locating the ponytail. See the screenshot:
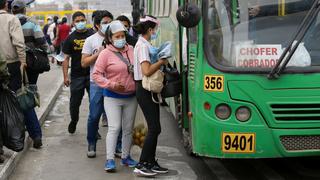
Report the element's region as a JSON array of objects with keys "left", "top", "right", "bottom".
[{"left": 133, "top": 15, "right": 158, "bottom": 35}]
